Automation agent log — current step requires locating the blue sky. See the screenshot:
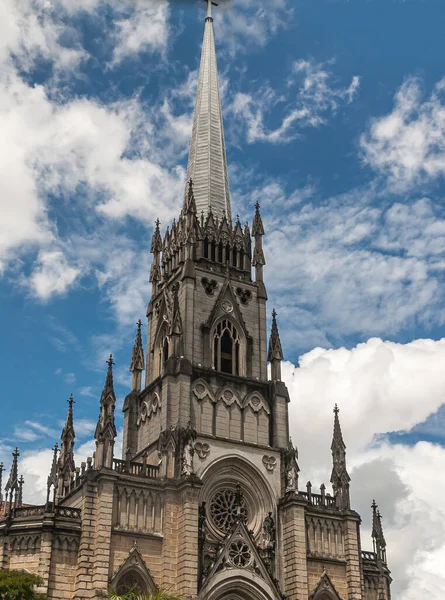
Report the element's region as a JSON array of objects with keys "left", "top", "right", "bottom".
[{"left": 2, "top": 0, "right": 445, "bottom": 595}]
